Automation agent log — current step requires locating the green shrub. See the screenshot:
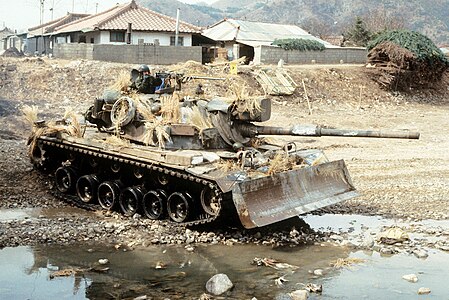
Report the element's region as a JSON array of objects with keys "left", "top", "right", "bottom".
[{"left": 272, "top": 38, "right": 325, "bottom": 51}]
